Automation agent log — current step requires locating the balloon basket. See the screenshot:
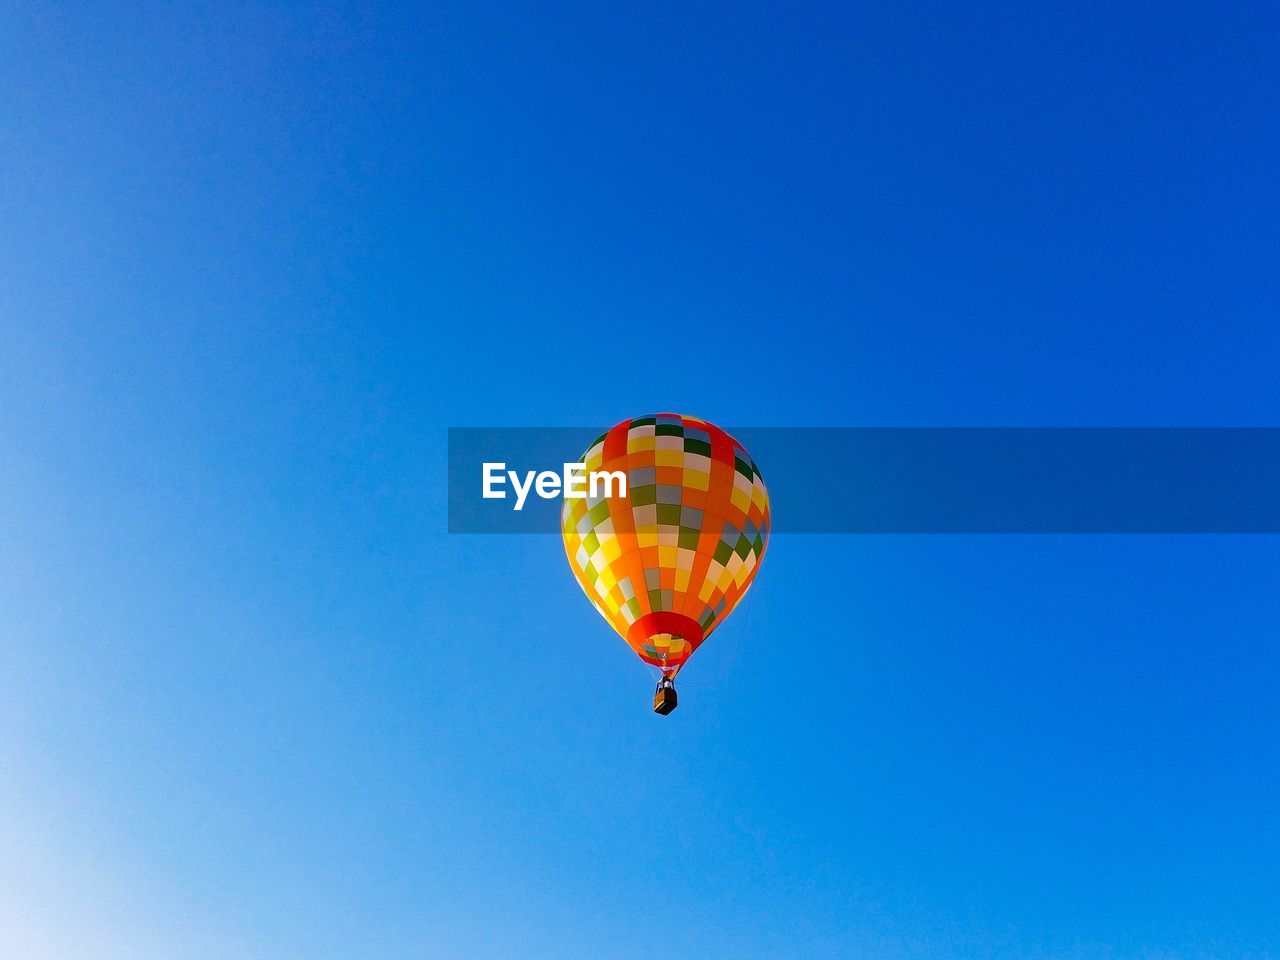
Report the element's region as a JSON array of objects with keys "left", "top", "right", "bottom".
[{"left": 653, "top": 677, "right": 678, "bottom": 715}]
